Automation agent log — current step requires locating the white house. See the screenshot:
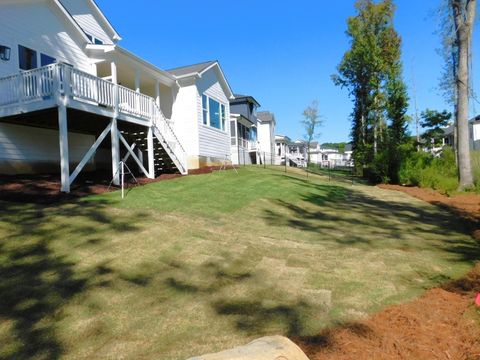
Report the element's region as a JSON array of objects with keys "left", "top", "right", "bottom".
[
  {"left": 168, "top": 61, "right": 234, "bottom": 169},
  {"left": 0, "top": 0, "right": 234, "bottom": 192},
  {"left": 229, "top": 94, "right": 260, "bottom": 166},
  {"left": 274, "top": 135, "right": 291, "bottom": 165},
  {"left": 308, "top": 143, "right": 353, "bottom": 167},
  {"left": 257, "top": 111, "right": 276, "bottom": 164}
]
